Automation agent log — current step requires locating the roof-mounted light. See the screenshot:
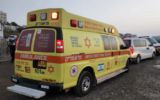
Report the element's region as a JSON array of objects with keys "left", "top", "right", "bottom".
[
  {"left": 108, "top": 28, "right": 112, "bottom": 33},
  {"left": 41, "top": 13, "right": 47, "bottom": 20},
  {"left": 71, "top": 20, "right": 77, "bottom": 27},
  {"left": 30, "top": 14, "right": 36, "bottom": 21},
  {"left": 51, "top": 12, "right": 58, "bottom": 20},
  {"left": 78, "top": 21, "right": 83, "bottom": 28},
  {"left": 111, "top": 29, "right": 114, "bottom": 34},
  {"left": 104, "top": 28, "right": 107, "bottom": 32}
]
